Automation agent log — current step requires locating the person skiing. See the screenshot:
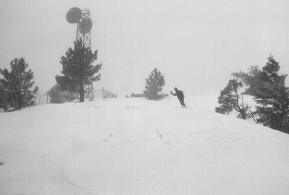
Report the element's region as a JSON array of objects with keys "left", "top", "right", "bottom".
[{"left": 170, "top": 87, "right": 186, "bottom": 107}]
